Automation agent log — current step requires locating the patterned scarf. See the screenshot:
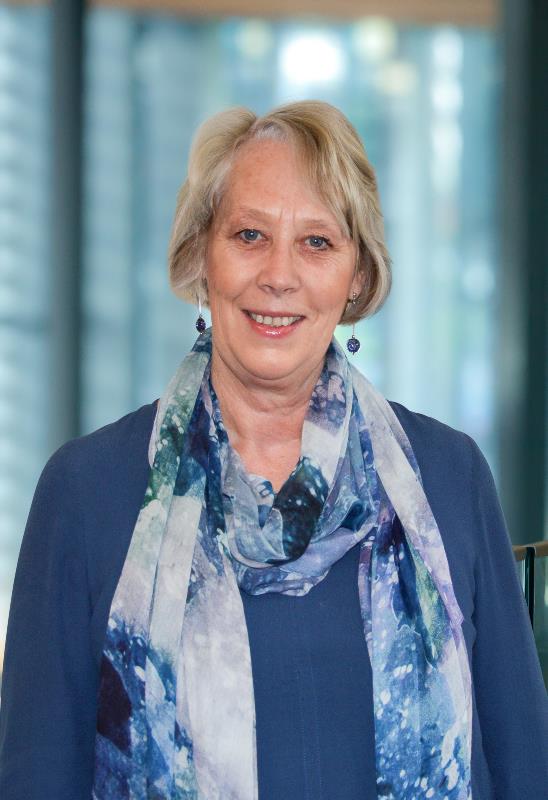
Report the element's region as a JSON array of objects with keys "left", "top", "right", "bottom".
[{"left": 93, "top": 328, "right": 472, "bottom": 799}]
